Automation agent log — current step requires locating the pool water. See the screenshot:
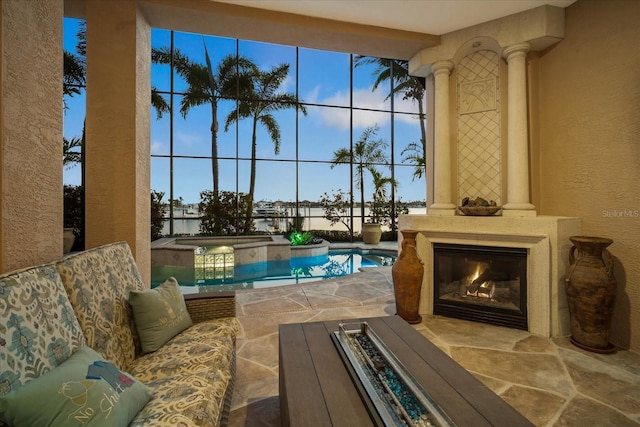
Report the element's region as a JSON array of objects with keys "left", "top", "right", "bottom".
[{"left": 151, "top": 249, "right": 396, "bottom": 293}]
